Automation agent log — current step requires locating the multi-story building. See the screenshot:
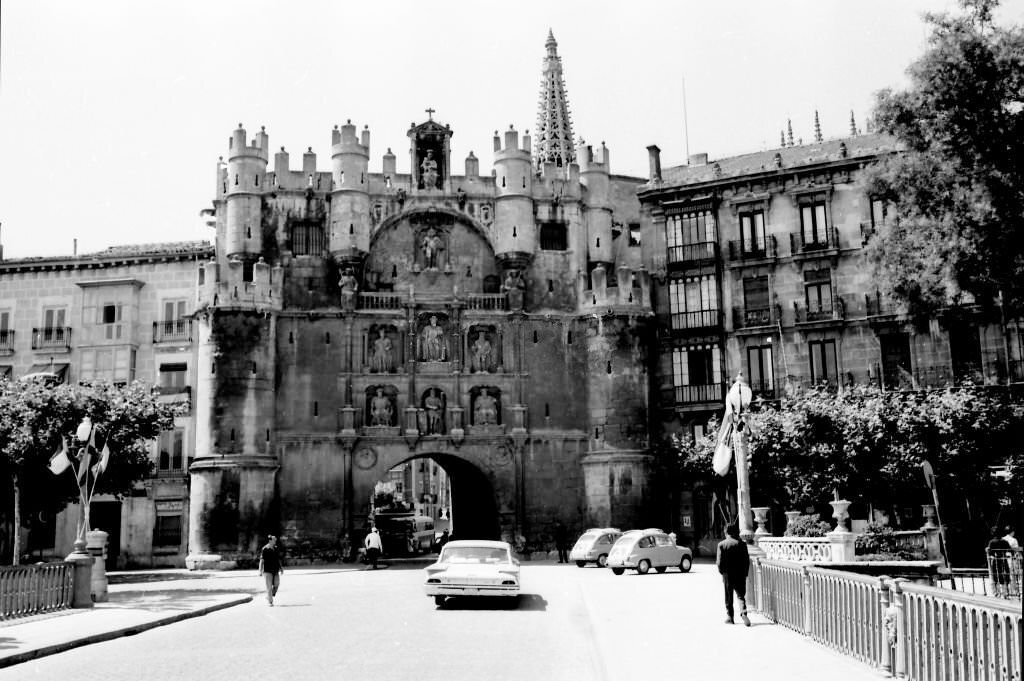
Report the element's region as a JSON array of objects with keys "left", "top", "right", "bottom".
[
  {"left": 640, "top": 133, "right": 1023, "bottom": 551},
  {"left": 0, "top": 241, "right": 213, "bottom": 567},
  {"left": 185, "top": 32, "right": 656, "bottom": 567}
]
